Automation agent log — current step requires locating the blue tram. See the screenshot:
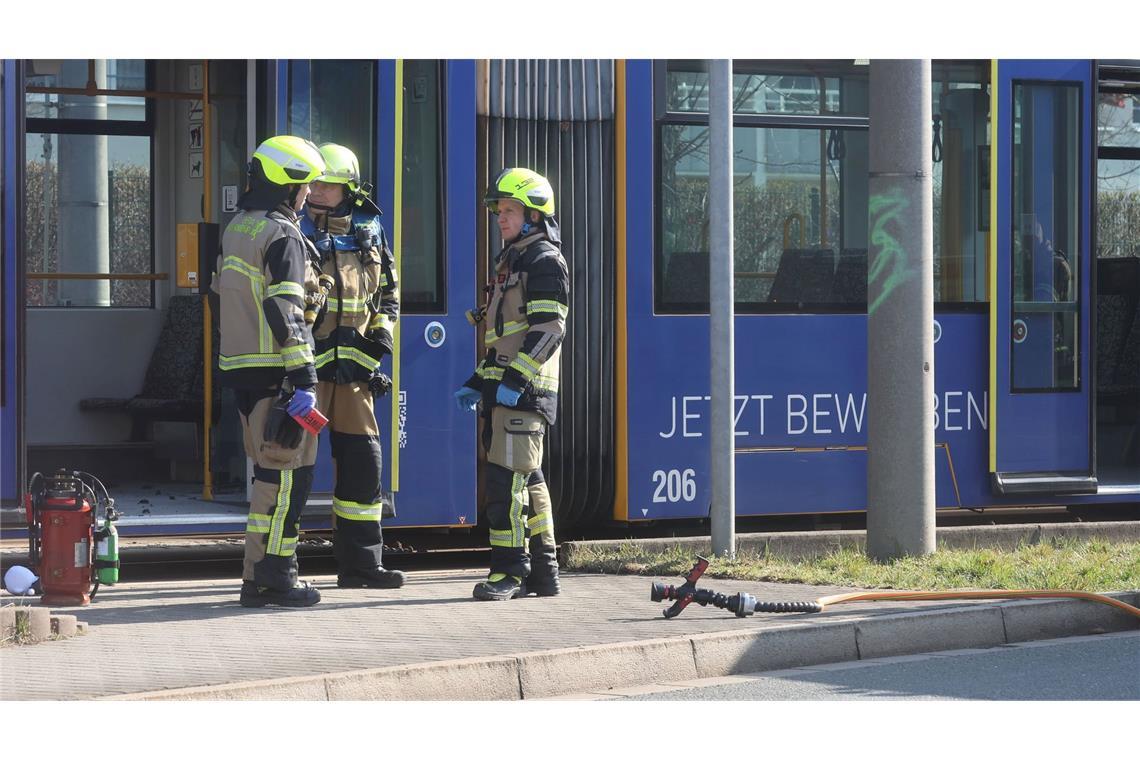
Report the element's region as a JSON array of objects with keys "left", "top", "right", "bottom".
[{"left": 1, "top": 59, "right": 1137, "bottom": 539}]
